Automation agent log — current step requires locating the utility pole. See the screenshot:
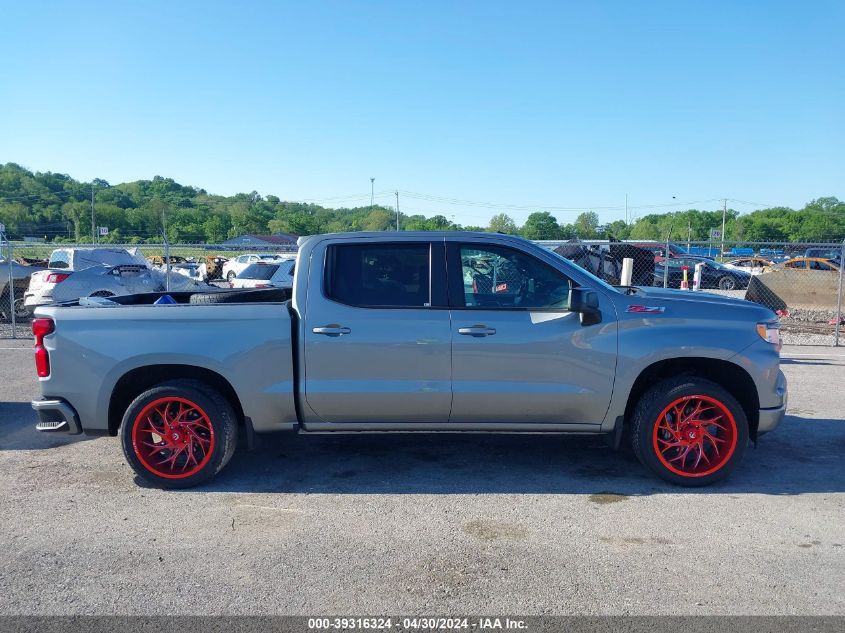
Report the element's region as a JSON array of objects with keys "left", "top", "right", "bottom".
[
  {"left": 395, "top": 190, "right": 400, "bottom": 231},
  {"left": 721, "top": 198, "right": 727, "bottom": 258},
  {"left": 687, "top": 220, "right": 692, "bottom": 251},
  {"left": 370, "top": 178, "right": 375, "bottom": 208},
  {"left": 91, "top": 185, "right": 96, "bottom": 244}
]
